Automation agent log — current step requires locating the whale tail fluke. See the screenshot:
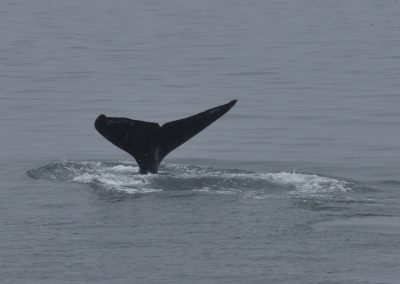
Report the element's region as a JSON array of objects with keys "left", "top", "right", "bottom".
[
  {"left": 159, "top": 99, "right": 237, "bottom": 158},
  {"left": 95, "top": 100, "right": 237, "bottom": 174}
]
